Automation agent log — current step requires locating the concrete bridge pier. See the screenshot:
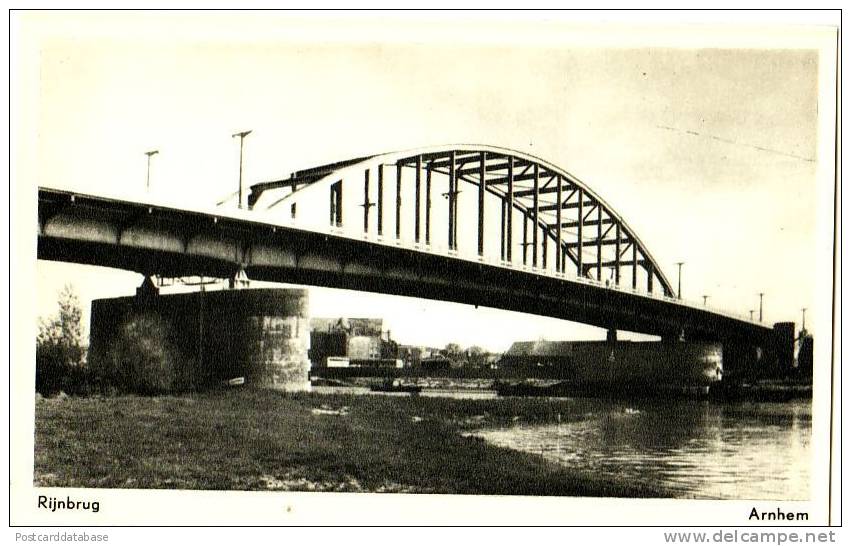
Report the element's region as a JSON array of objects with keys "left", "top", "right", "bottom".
[
  {"left": 89, "top": 287, "right": 312, "bottom": 393},
  {"left": 770, "top": 322, "right": 797, "bottom": 377},
  {"left": 720, "top": 322, "right": 797, "bottom": 382},
  {"left": 721, "top": 342, "right": 763, "bottom": 381},
  {"left": 660, "top": 331, "right": 684, "bottom": 343}
]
